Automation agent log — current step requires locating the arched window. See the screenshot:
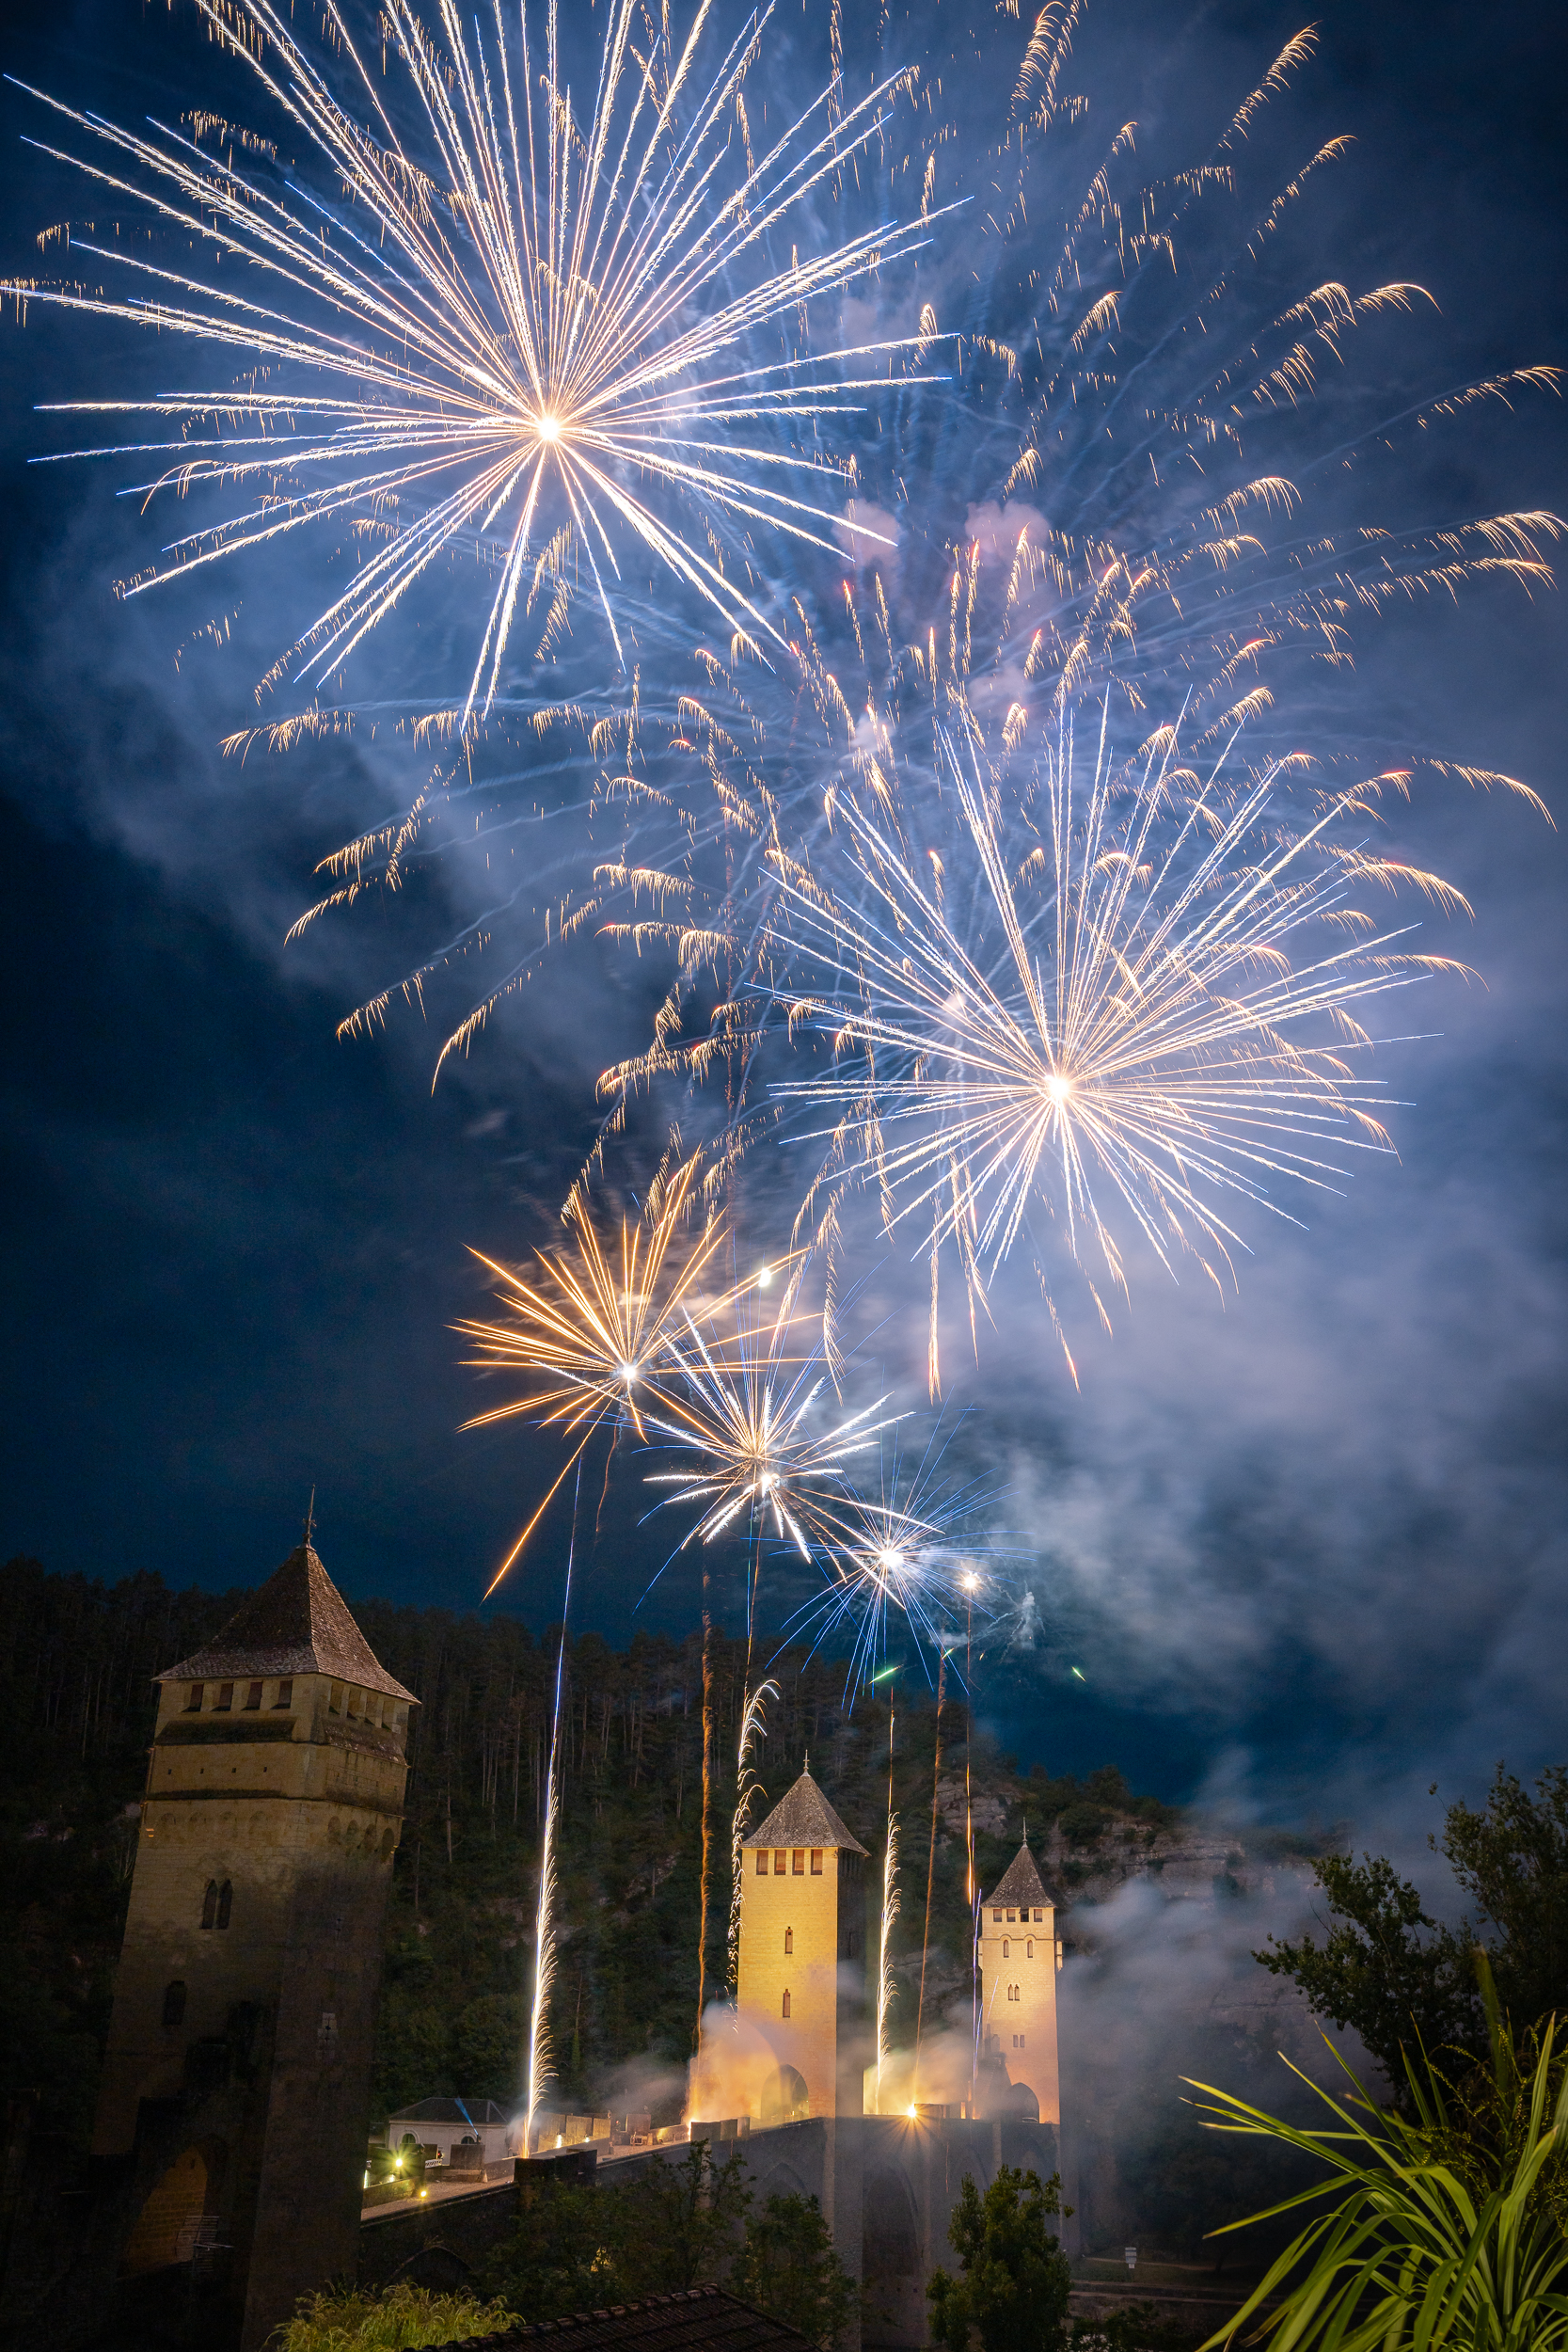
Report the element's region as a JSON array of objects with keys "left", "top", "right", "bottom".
[
  {"left": 784, "top": 1927, "right": 793, "bottom": 1954},
  {"left": 1002, "top": 1939, "right": 1009, "bottom": 1958},
  {"left": 782, "top": 1989, "right": 791, "bottom": 2019},
  {"left": 1026, "top": 1939, "right": 1034, "bottom": 1959},
  {"left": 1019, "top": 2034, "right": 1025, "bottom": 2051},
  {"left": 216, "top": 1882, "right": 232, "bottom": 1931},
  {"left": 200, "top": 1881, "right": 218, "bottom": 1931},
  {"left": 162, "top": 1980, "right": 186, "bottom": 2027}
]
